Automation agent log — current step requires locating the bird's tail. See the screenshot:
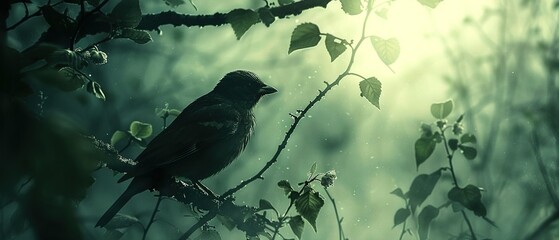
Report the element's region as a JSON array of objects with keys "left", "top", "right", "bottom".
[{"left": 95, "top": 177, "right": 149, "bottom": 227}]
